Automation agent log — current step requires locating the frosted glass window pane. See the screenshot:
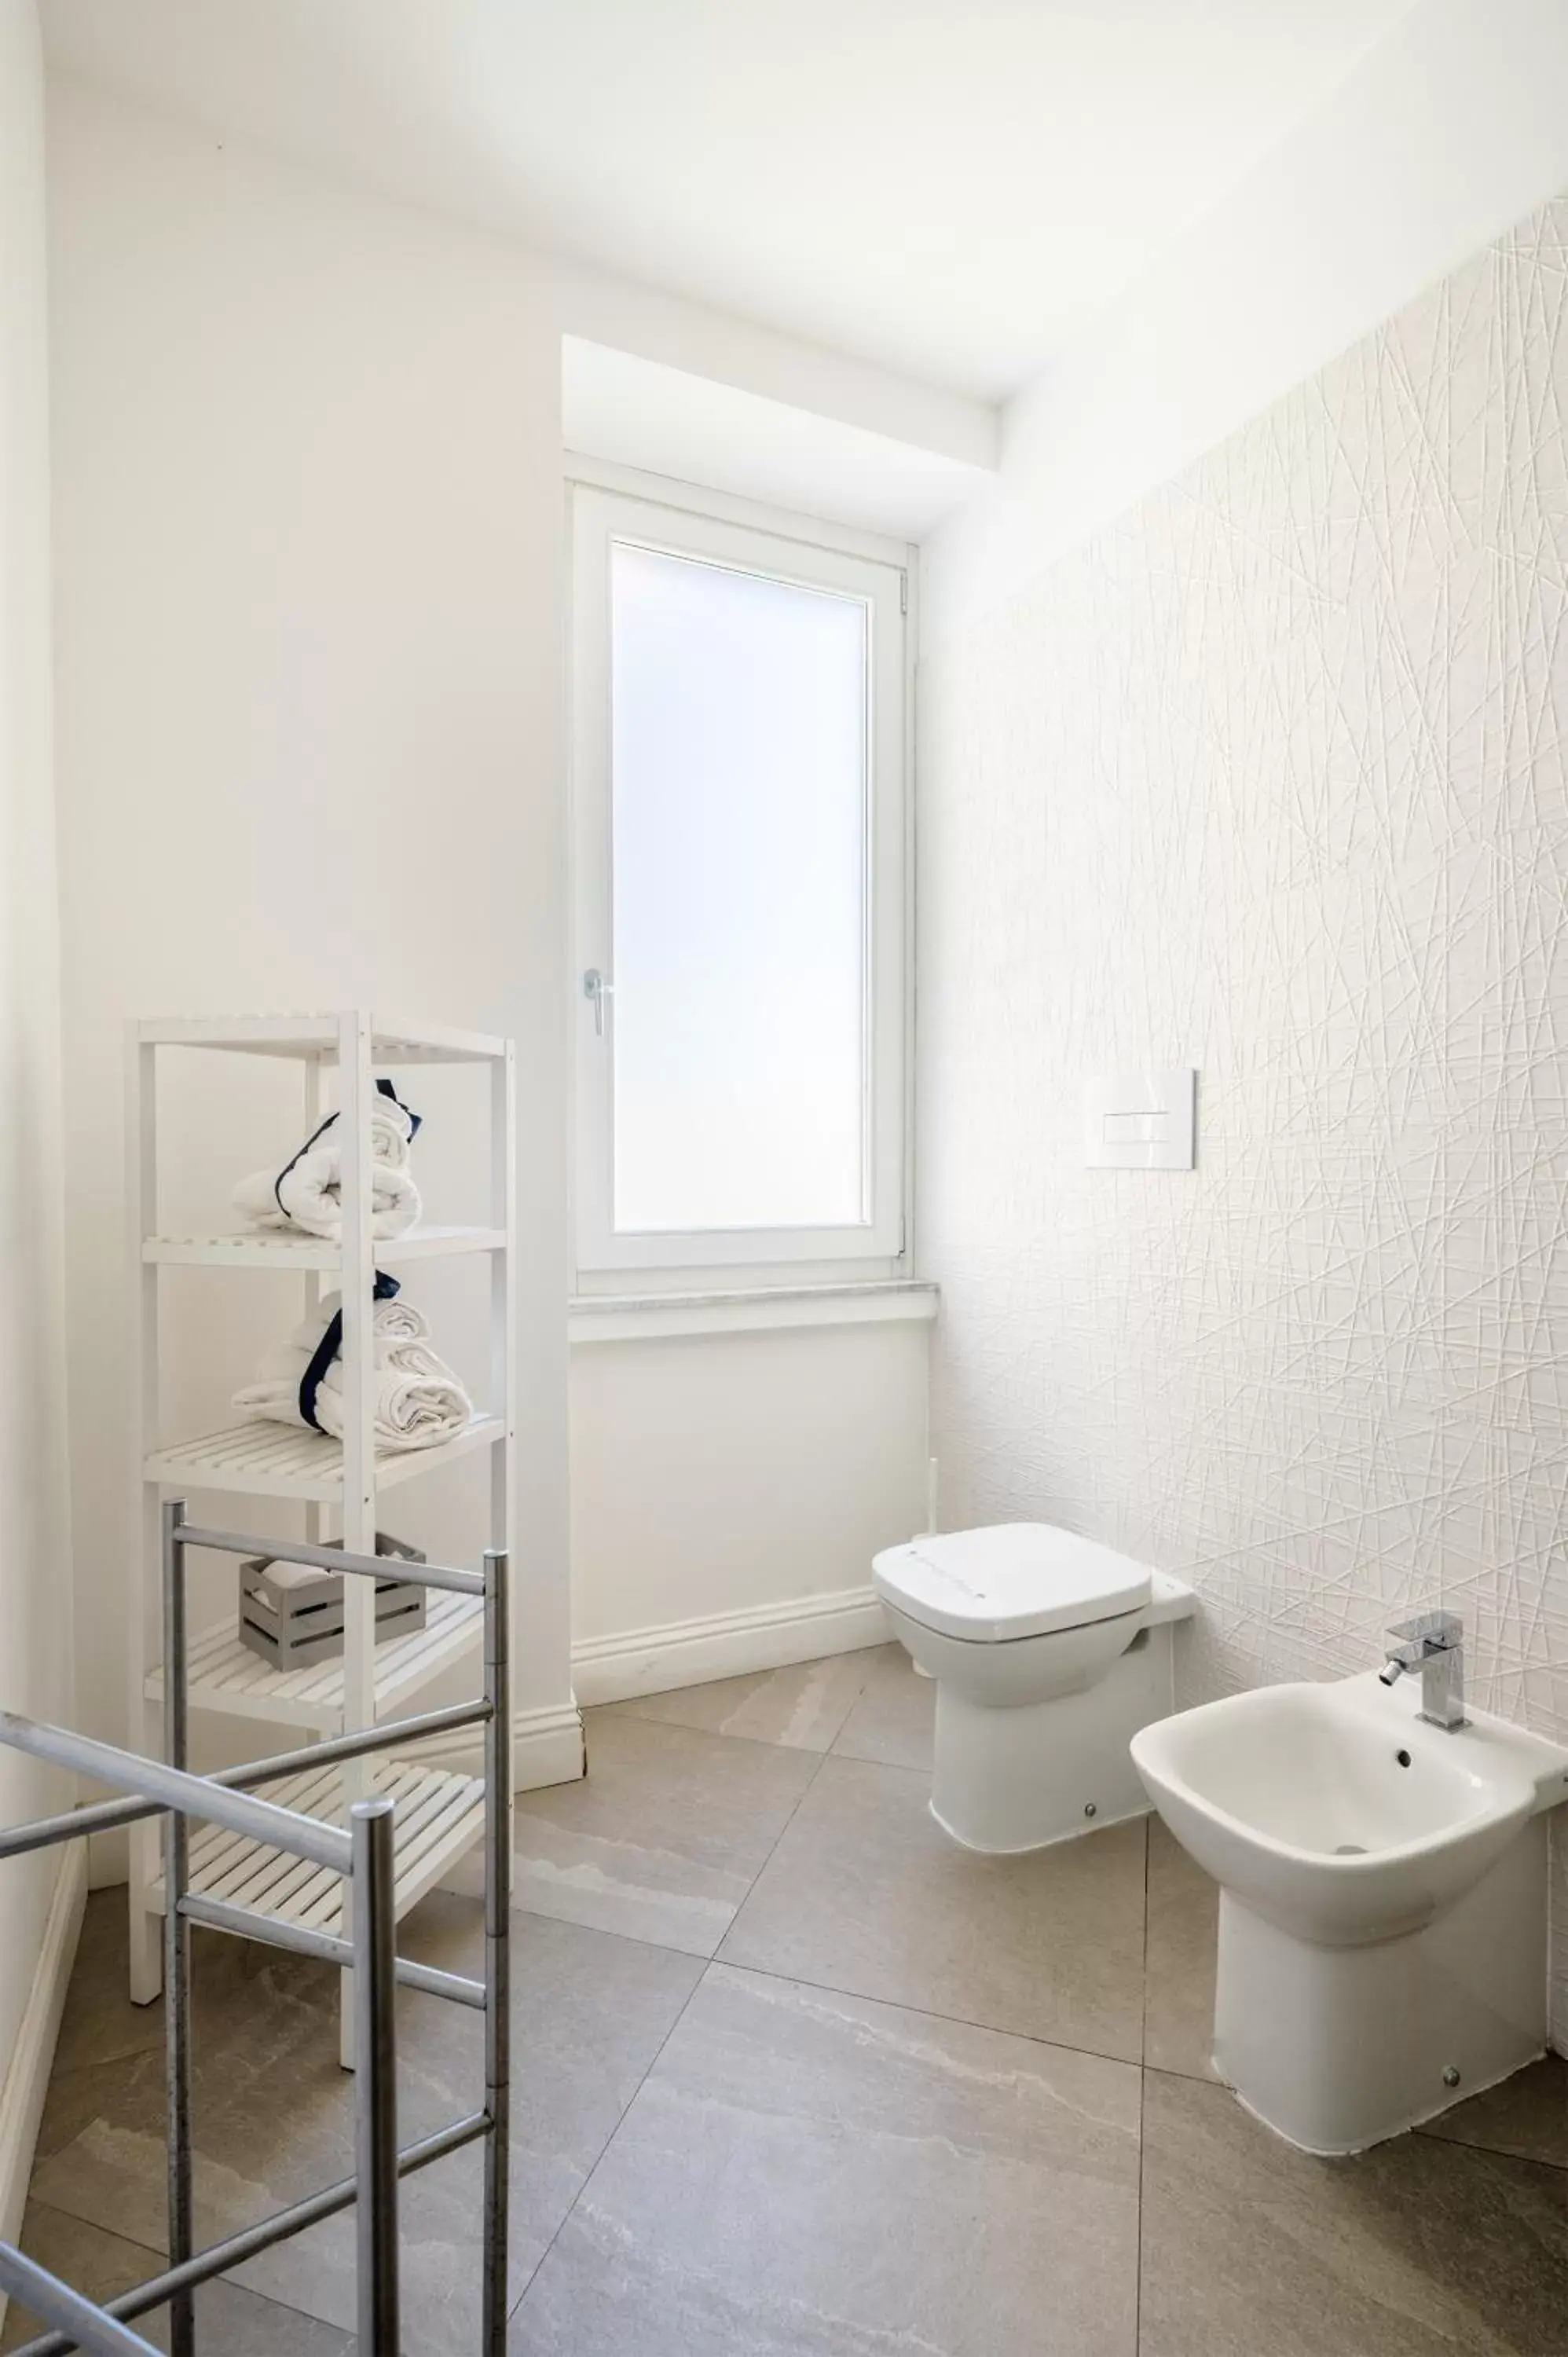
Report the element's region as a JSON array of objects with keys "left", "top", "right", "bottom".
[{"left": 610, "top": 541, "right": 868, "bottom": 1233}]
